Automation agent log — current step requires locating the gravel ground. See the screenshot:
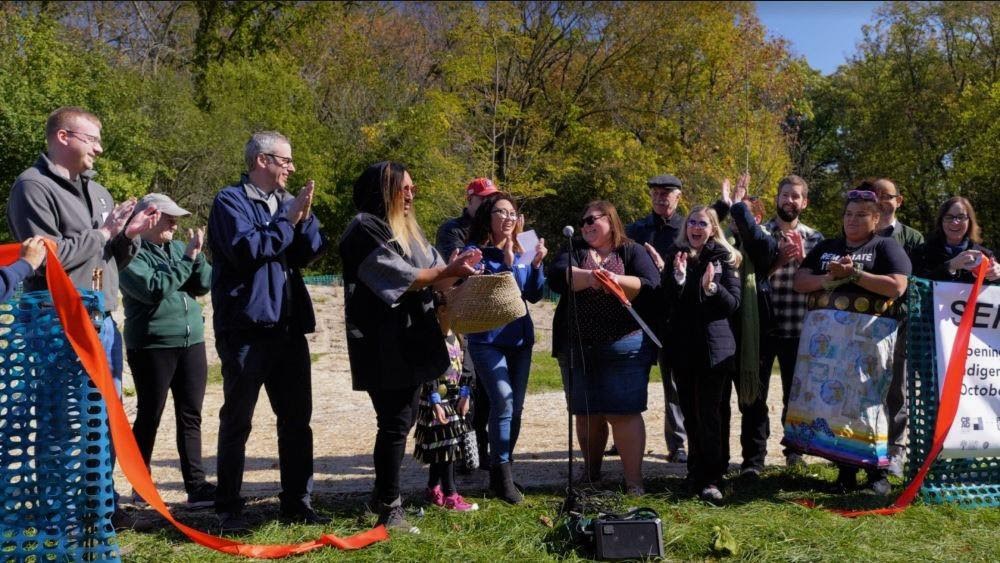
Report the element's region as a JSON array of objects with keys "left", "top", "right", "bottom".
[{"left": 114, "top": 285, "right": 807, "bottom": 504}]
